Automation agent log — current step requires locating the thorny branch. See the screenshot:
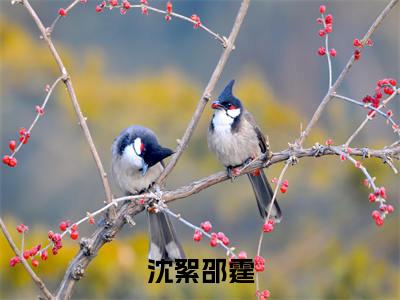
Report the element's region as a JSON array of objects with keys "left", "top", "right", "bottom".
[
  {"left": 1, "top": 0, "right": 399, "bottom": 299},
  {"left": 156, "top": 0, "right": 251, "bottom": 185},
  {"left": 21, "top": 0, "right": 116, "bottom": 219},
  {"left": 296, "top": 0, "right": 399, "bottom": 146}
]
